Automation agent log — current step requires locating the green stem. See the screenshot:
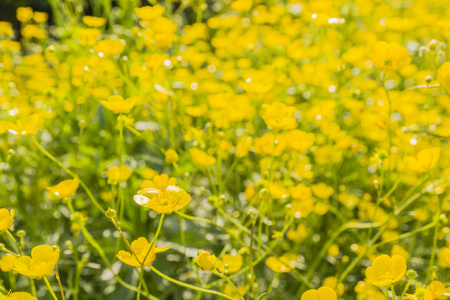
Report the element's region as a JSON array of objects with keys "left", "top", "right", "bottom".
[
  {"left": 212, "top": 270, "right": 244, "bottom": 300},
  {"left": 399, "top": 278, "right": 412, "bottom": 300},
  {"left": 390, "top": 285, "right": 397, "bottom": 300},
  {"left": 43, "top": 276, "right": 59, "bottom": 300}
]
